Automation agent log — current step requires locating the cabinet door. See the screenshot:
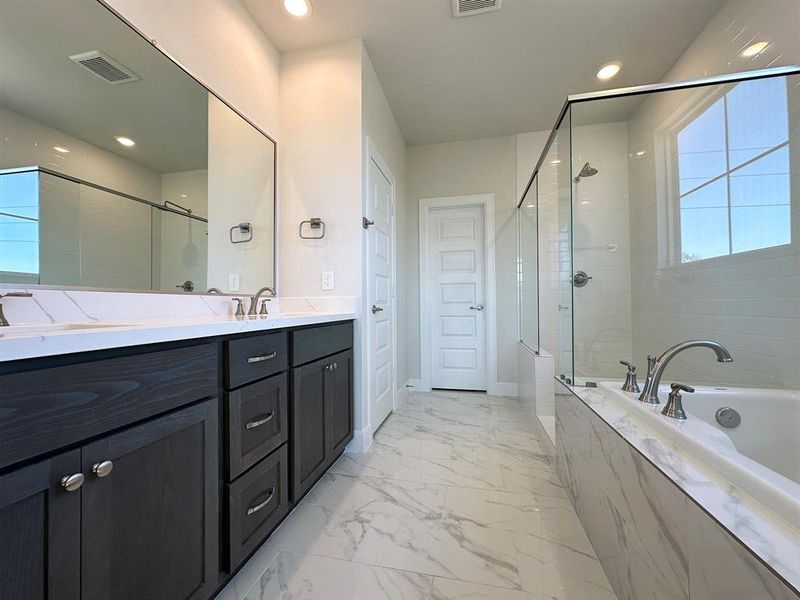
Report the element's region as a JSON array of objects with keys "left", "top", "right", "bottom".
[
  {"left": 0, "top": 450, "right": 81, "bottom": 600},
  {"left": 289, "top": 358, "right": 328, "bottom": 502},
  {"left": 325, "top": 349, "right": 354, "bottom": 458},
  {"left": 80, "top": 400, "right": 218, "bottom": 600}
]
